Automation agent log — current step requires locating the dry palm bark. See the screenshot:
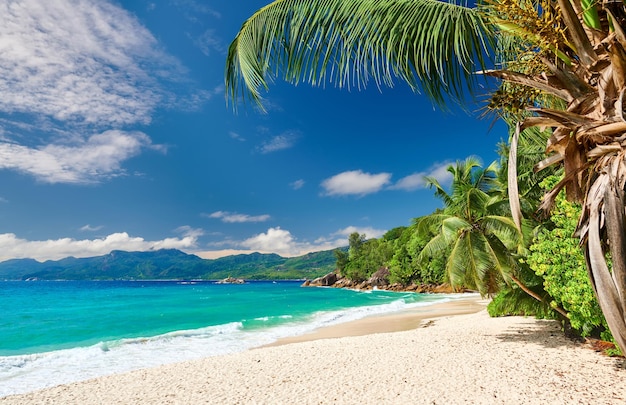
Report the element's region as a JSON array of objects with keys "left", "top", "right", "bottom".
[{"left": 488, "top": 0, "right": 626, "bottom": 350}]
